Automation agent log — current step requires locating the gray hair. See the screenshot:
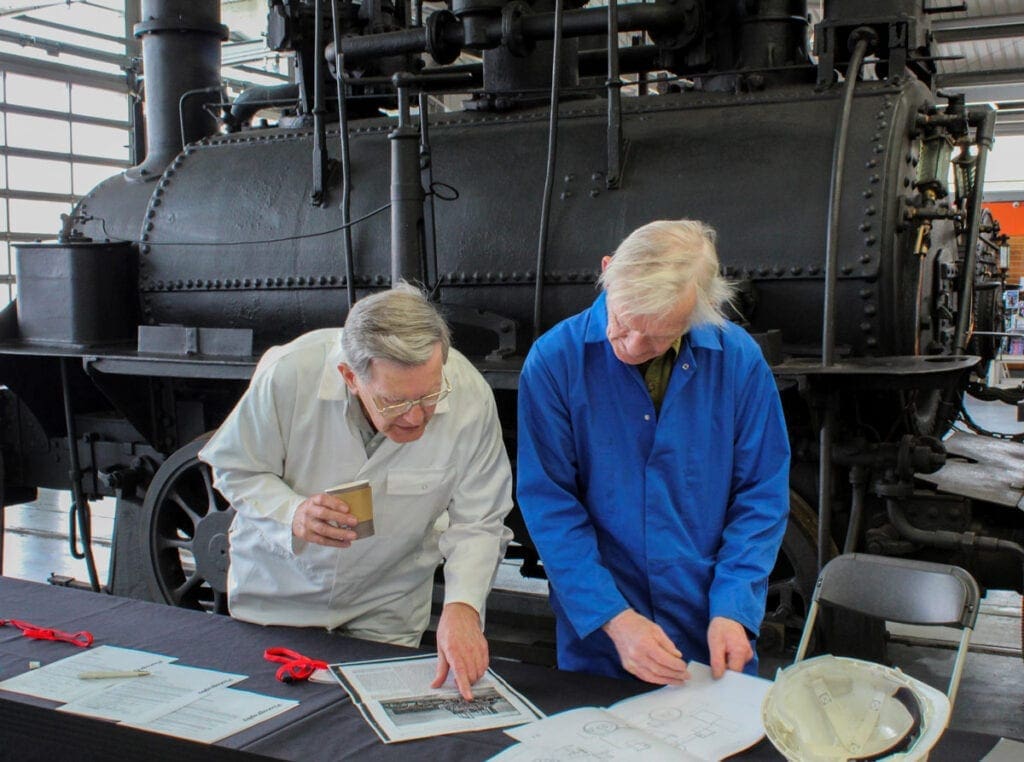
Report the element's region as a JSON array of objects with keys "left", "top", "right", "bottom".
[
  {"left": 341, "top": 283, "right": 451, "bottom": 380},
  {"left": 598, "top": 219, "right": 735, "bottom": 327}
]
